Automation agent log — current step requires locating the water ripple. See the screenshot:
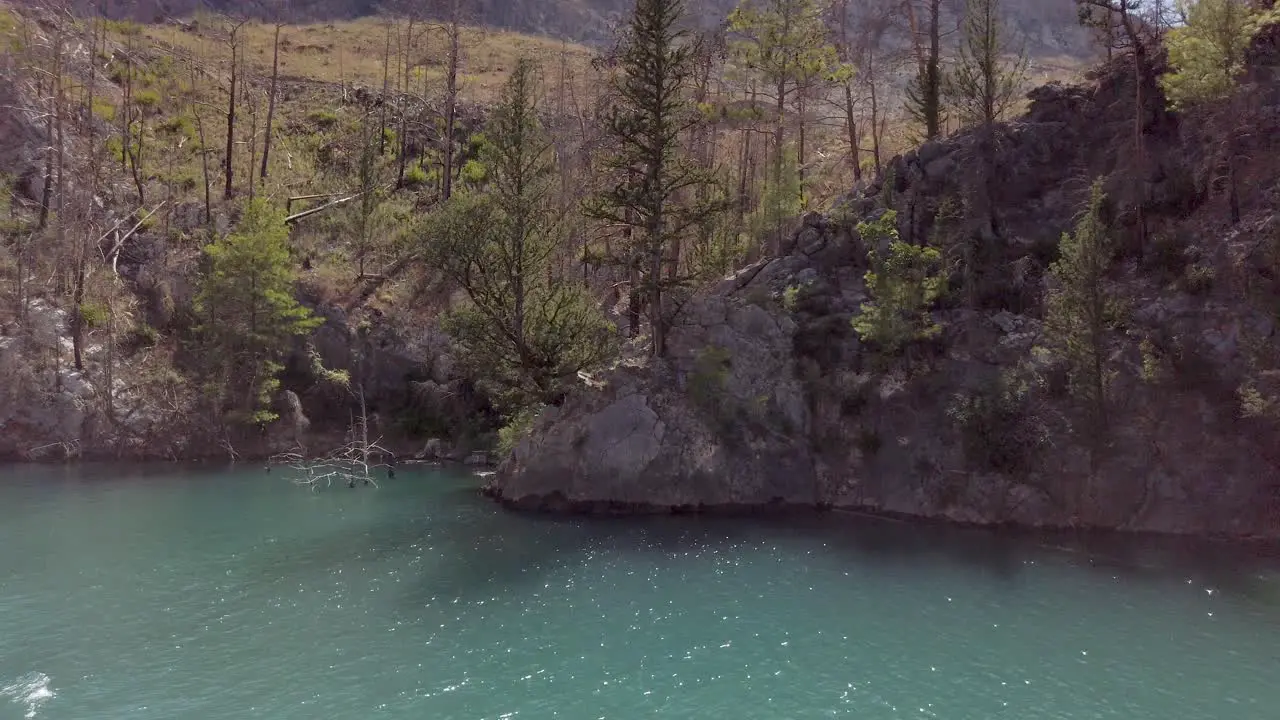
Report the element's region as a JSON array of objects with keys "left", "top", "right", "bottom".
[{"left": 1, "top": 672, "right": 55, "bottom": 719}]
